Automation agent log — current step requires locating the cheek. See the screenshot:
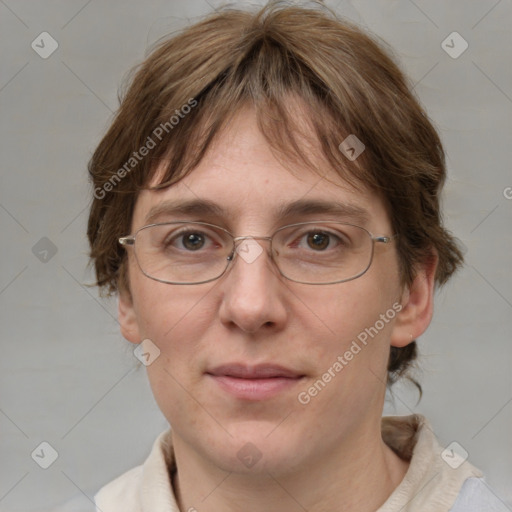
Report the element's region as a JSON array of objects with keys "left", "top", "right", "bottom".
[
  {"left": 131, "top": 279, "right": 219, "bottom": 419},
  {"left": 305, "top": 272, "right": 401, "bottom": 388},
  {"left": 315, "top": 277, "right": 397, "bottom": 344},
  {"left": 130, "top": 258, "right": 213, "bottom": 343},
  {"left": 293, "top": 284, "right": 398, "bottom": 434}
]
